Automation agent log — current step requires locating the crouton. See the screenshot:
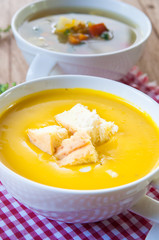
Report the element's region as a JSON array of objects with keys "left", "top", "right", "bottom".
[
  {"left": 57, "top": 141, "right": 98, "bottom": 167},
  {"left": 55, "top": 131, "right": 91, "bottom": 160},
  {"left": 94, "top": 119, "right": 118, "bottom": 145},
  {"left": 55, "top": 104, "right": 118, "bottom": 145},
  {"left": 27, "top": 125, "right": 68, "bottom": 155},
  {"left": 55, "top": 103, "right": 99, "bottom": 133}
]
